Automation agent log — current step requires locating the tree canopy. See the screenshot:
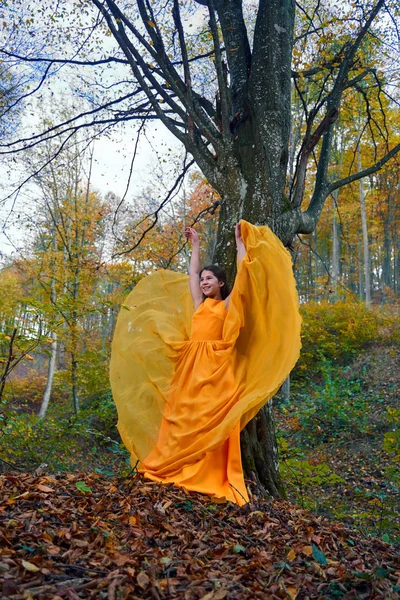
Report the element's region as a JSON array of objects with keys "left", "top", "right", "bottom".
[{"left": 1, "top": 0, "right": 399, "bottom": 253}]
